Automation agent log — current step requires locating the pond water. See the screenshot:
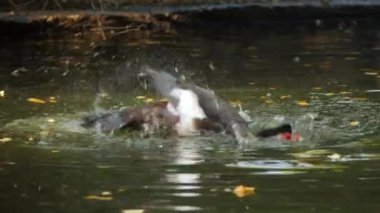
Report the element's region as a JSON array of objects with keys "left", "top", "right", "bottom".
[{"left": 0, "top": 17, "right": 379, "bottom": 212}]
